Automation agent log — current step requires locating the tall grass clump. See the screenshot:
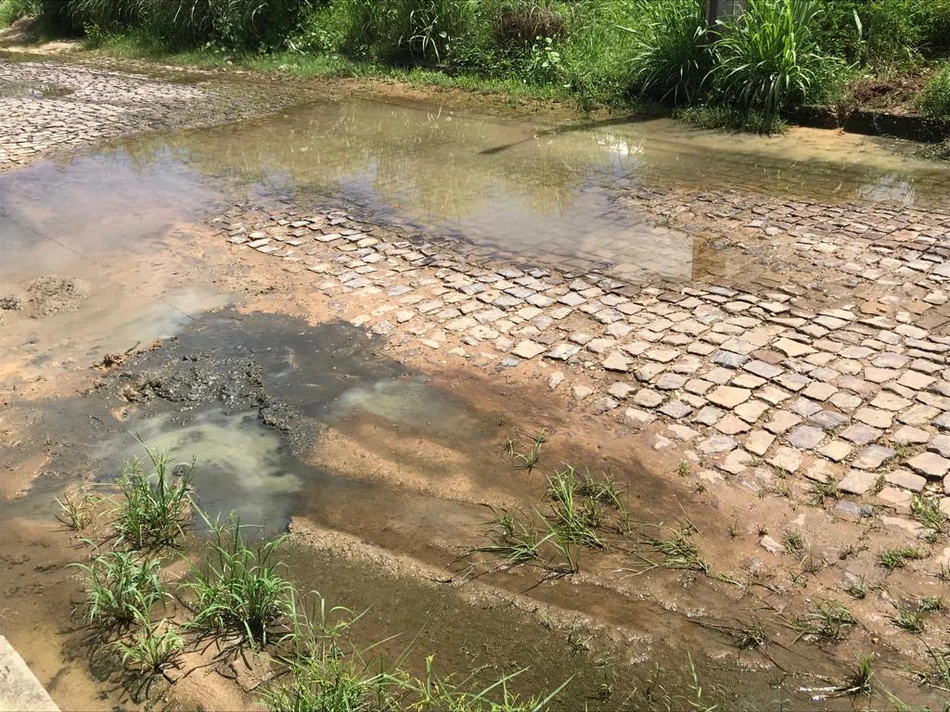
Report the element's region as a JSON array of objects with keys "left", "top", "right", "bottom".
[
  {"left": 624, "top": 0, "right": 710, "bottom": 106},
  {"left": 710, "top": 0, "right": 843, "bottom": 126},
  {"left": 0, "top": 0, "right": 39, "bottom": 26},
  {"left": 919, "top": 62, "right": 950, "bottom": 120},
  {"left": 72, "top": 549, "right": 165, "bottom": 629},
  {"left": 113, "top": 447, "right": 192, "bottom": 551},
  {"left": 62, "top": 0, "right": 315, "bottom": 50},
  {"left": 184, "top": 513, "right": 292, "bottom": 644},
  {"left": 332, "top": 0, "right": 476, "bottom": 64}
]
